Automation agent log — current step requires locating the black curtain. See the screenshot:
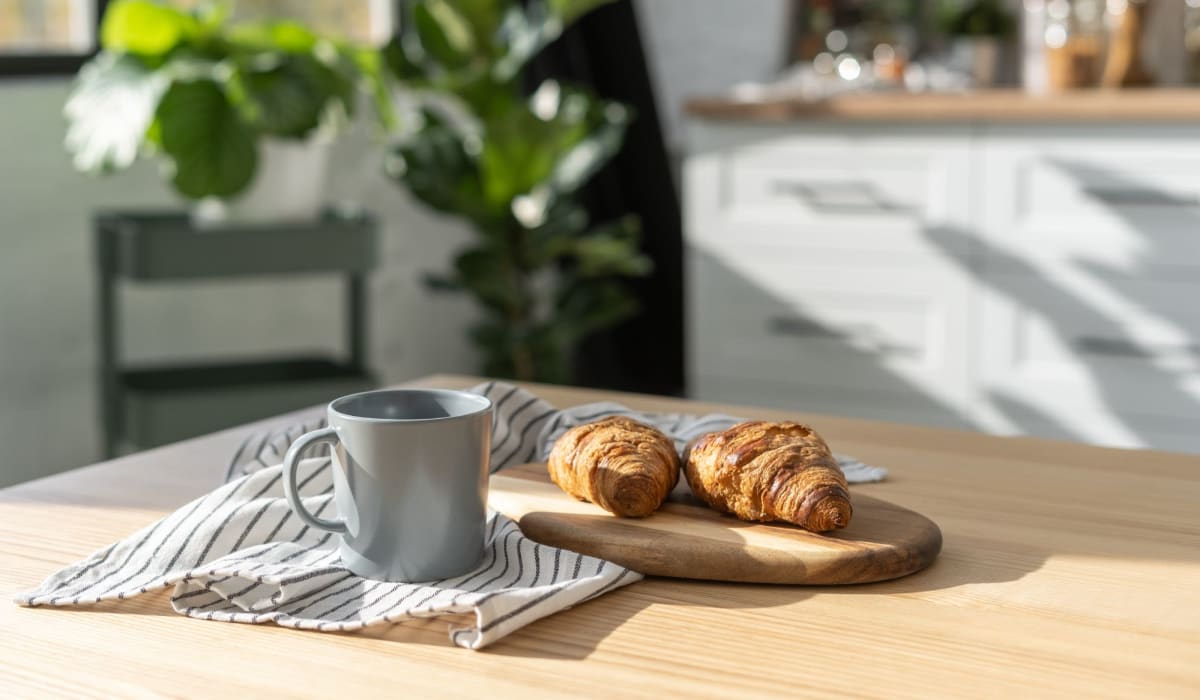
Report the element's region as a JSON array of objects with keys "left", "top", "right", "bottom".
[{"left": 529, "top": 1, "right": 685, "bottom": 397}]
